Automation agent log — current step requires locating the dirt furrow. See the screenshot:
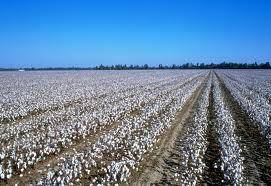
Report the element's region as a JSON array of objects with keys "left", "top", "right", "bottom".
[
  {"left": 217, "top": 73, "right": 271, "bottom": 184},
  {"left": 201, "top": 83, "right": 224, "bottom": 184}
]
